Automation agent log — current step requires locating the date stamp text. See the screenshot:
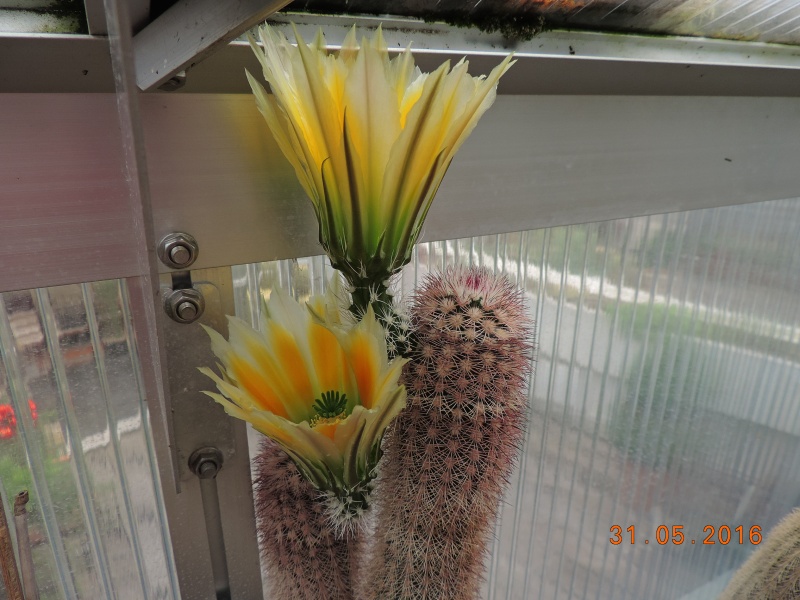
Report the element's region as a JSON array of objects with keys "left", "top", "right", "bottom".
[{"left": 609, "top": 525, "right": 762, "bottom": 546}]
